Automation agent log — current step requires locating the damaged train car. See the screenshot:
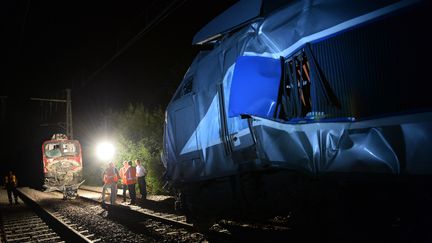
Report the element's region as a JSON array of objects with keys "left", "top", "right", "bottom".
[
  {"left": 42, "top": 134, "right": 84, "bottom": 198},
  {"left": 162, "top": 0, "right": 432, "bottom": 229}
]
